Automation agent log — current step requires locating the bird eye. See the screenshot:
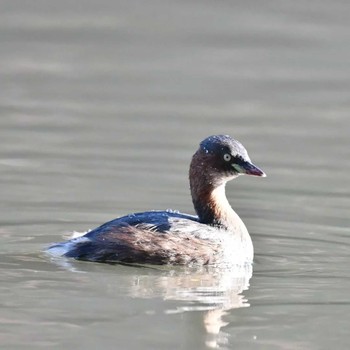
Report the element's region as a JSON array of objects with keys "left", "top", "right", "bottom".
[{"left": 223, "top": 153, "right": 231, "bottom": 162}]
